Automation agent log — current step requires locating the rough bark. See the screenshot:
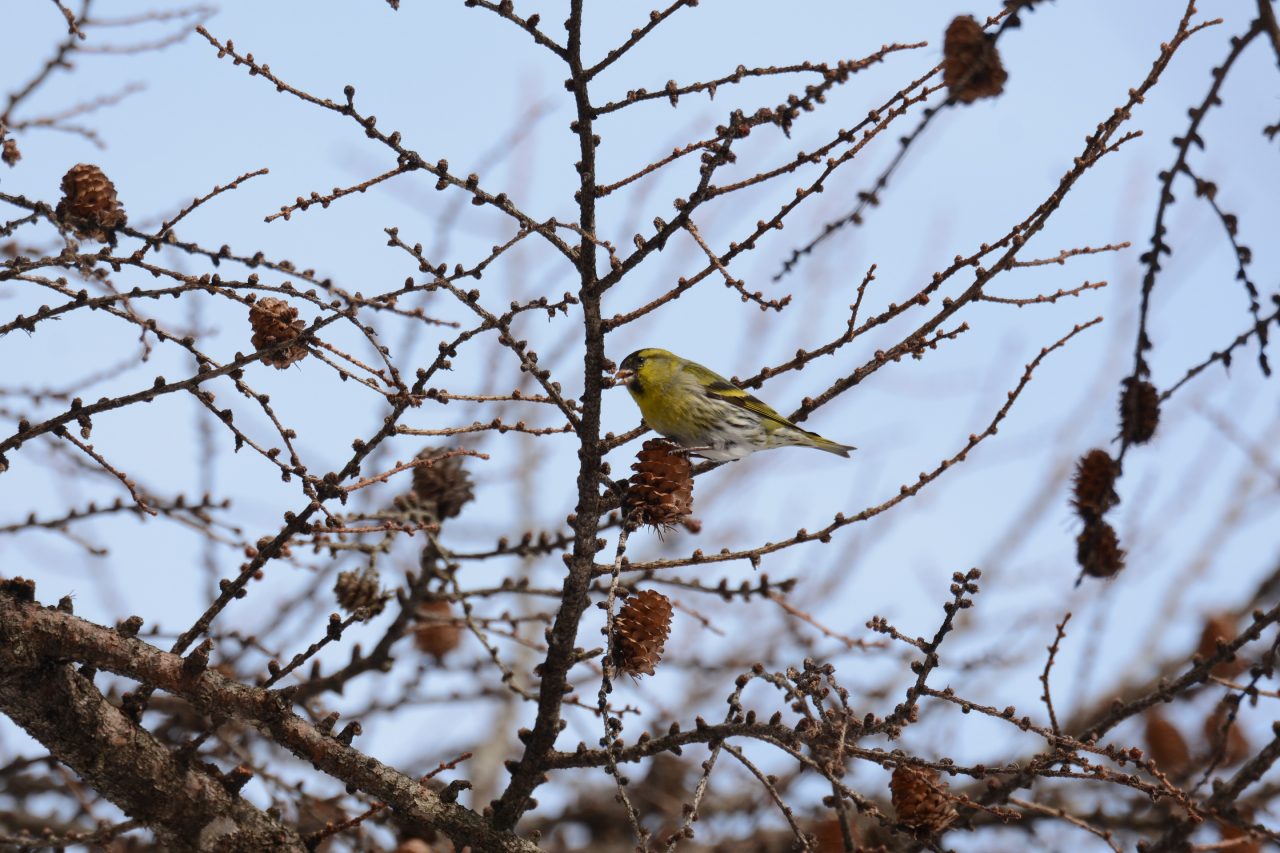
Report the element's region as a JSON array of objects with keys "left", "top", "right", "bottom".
[
  {"left": 0, "top": 615, "right": 305, "bottom": 851},
  {"left": 0, "top": 585, "right": 540, "bottom": 853}
]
